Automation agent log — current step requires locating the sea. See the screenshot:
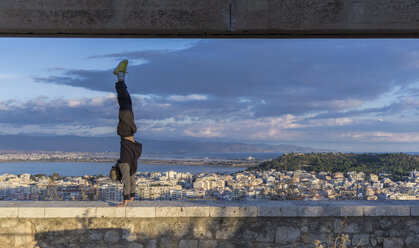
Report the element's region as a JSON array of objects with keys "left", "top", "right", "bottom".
[
  {"left": 143, "top": 152, "right": 281, "bottom": 160},
  {"left": 0, "top": 152, "right": 281, "bottom": 177}
]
